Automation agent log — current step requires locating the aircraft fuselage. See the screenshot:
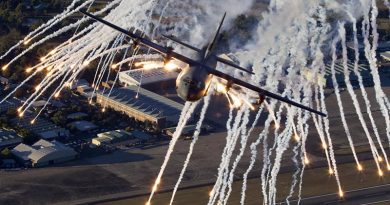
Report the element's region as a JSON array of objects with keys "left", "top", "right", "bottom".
[{"left": 176, "top": 51, "right": 216, "bottom": 102}]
